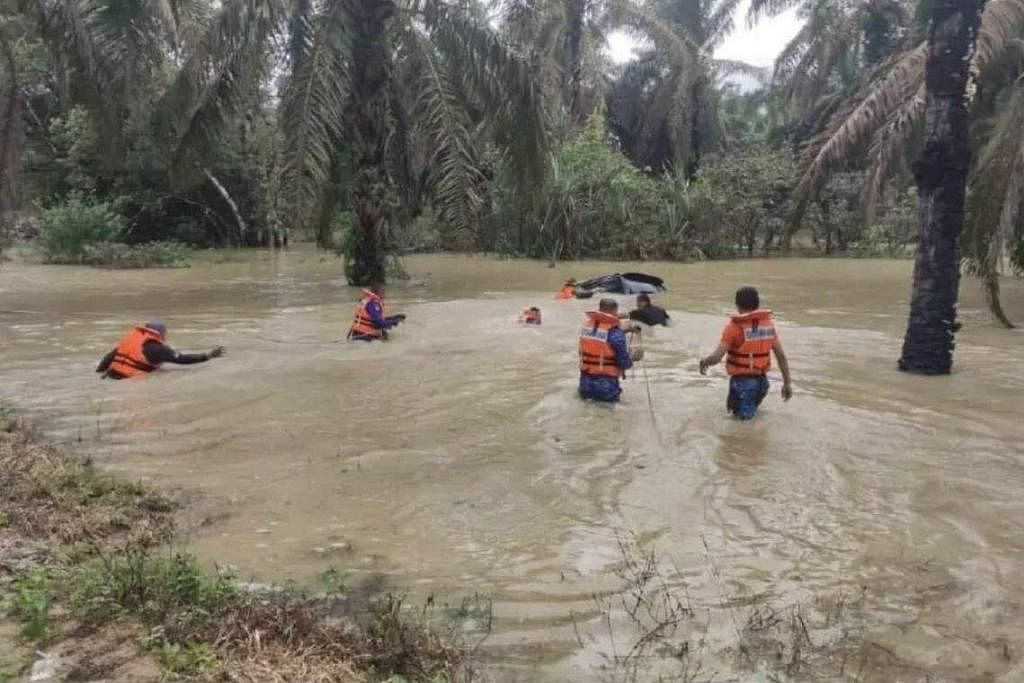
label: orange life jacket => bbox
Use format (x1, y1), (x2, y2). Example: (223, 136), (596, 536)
(578, 311), (622, 378)
(107, 326), (164, 378)
(726, 309), (776, 376)
(555, 284), (576, 300)
(349, 290), (386, 339)
(520, 308), (542, 325)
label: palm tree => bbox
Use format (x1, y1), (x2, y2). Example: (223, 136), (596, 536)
(607, 0), (767, 174)
(766, 0), (1024, 328)
(282, 0), (547, 283)
(898, 0), (984, 374)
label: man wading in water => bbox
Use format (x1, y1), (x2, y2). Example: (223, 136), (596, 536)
(348, 284), (406, 341)
(578, 298), (644, 403)
(699, 286), (793, 419)
(96, 321), (226, 379)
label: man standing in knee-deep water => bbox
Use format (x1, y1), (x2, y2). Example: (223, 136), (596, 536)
(699, 286), (793, 420)
(578, 298), (643, 403)
(96, 321), (225, 379)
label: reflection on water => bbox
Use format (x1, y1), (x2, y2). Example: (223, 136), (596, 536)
(2, 249), (1023, 681)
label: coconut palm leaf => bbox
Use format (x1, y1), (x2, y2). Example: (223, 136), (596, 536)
(862, 81), (924, 210)
(161, 0), (286, 187)
(714, 58), (770, 84)
(790, 43), (927, 222)
(416, 0), (548, 197)
(964, 76), (1024, 327)
(279, 0), (350, 233)
(397, 24), (485, 240)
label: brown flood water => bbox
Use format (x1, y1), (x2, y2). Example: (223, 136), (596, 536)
(2, 249), (1023, 681)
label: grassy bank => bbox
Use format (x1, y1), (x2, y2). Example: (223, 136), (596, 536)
(0, 412), (472, 682)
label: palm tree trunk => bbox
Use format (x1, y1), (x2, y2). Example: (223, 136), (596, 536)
(343, 0), (395, 285)
(565, 0), (586, 123)
(1, 35), (24, 220)
(899, 0), (985, 375)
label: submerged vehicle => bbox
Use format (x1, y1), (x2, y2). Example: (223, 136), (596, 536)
(575, 272), (666, 297)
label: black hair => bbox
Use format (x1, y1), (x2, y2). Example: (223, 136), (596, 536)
(636, 294), (651, 305)
(599, 298), (618, 313)
(735, 286), (760, 312)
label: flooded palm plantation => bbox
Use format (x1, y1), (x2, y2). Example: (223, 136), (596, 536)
(2, 250), (1022, 681)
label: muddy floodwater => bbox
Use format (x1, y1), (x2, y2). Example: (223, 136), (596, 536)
(2, 250), (1023, 681)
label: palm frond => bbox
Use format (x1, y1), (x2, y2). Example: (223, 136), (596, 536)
(863, 82), (925, 210)
(152, 0), (180, 48)
(416, 0), (549, 195)
(161, 0), (286, 186)
(790, 43), (927, 224)
(606, 0), (702, 66)
(714, 59), (770, 85)
(279, 1), (350, 233)
(34, 0), (119, 142)
(747, 0), (801, 24)
(704, 0), (744, 49)
(398, 25), (485, 240)
(975, 0), (1024, 70)
(964, 76), (1024, 327)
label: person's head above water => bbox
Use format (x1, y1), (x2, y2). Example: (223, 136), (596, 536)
(734, 286), (760, 312)
(565, 277), (577, 285)
(599, 298), (618, 314)
(145, 320), (167, 340)
(370, 282), (386, 297)
(636, 293), (651, 309)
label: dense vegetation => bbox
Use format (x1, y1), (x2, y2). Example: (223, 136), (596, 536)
(0, 0), (1020, 328)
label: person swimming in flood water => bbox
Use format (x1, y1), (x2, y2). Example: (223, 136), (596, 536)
(96, 321), (225, 379)
(555, 278), (577, 300)
(348, 284), (406, 341)
(519, 307), (542, 325)
(699, 286), (792, 420)
(578, 299), (644, 403)
(626, 293), (670, 327)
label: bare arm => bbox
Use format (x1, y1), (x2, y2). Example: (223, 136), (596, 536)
(699, 342), (730, 374)
(96, 349), (116, 373)
(773, 339), (793, 400)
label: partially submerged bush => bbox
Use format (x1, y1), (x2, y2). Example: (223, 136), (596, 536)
(35, 192), (123, 263)
(81, 241), (189, 268)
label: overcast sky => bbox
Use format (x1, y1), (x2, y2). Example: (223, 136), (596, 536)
(607, 2), (804, 68)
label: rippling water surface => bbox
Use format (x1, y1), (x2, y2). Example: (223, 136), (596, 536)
(2, 250), (1022, 681)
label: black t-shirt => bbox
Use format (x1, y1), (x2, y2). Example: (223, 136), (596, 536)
(629, 306), (670, 327)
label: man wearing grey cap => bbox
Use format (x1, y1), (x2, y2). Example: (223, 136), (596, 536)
(96, 320), (225, 380)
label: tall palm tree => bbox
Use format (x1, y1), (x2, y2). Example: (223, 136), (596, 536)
(282, 0), (546, 283)
(767, 0), (1024, 327)
(898, 0), (984, 374)
(607, 0), (767, 174)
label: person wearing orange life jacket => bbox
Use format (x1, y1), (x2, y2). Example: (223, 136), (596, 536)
(519, 307), (542, 325)
(699, 286), (792, 420)
(348, 284), (405, 341)
(555, 278), (578, 300)
(96, 321), (225, 380)
(578, 299), (643, 402)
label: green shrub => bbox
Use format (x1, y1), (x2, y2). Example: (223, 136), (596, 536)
(155, 641), (219, 678)
(12, 568), (53, 640)
(36, 192), (123, 263)
(81, 241), (189, 268)
(71, 550), (237, 626)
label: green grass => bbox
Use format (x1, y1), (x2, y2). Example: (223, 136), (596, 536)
(70, 551), (237, 626)
(155, 641), (219, 678)
(12, 569), (53, 641)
